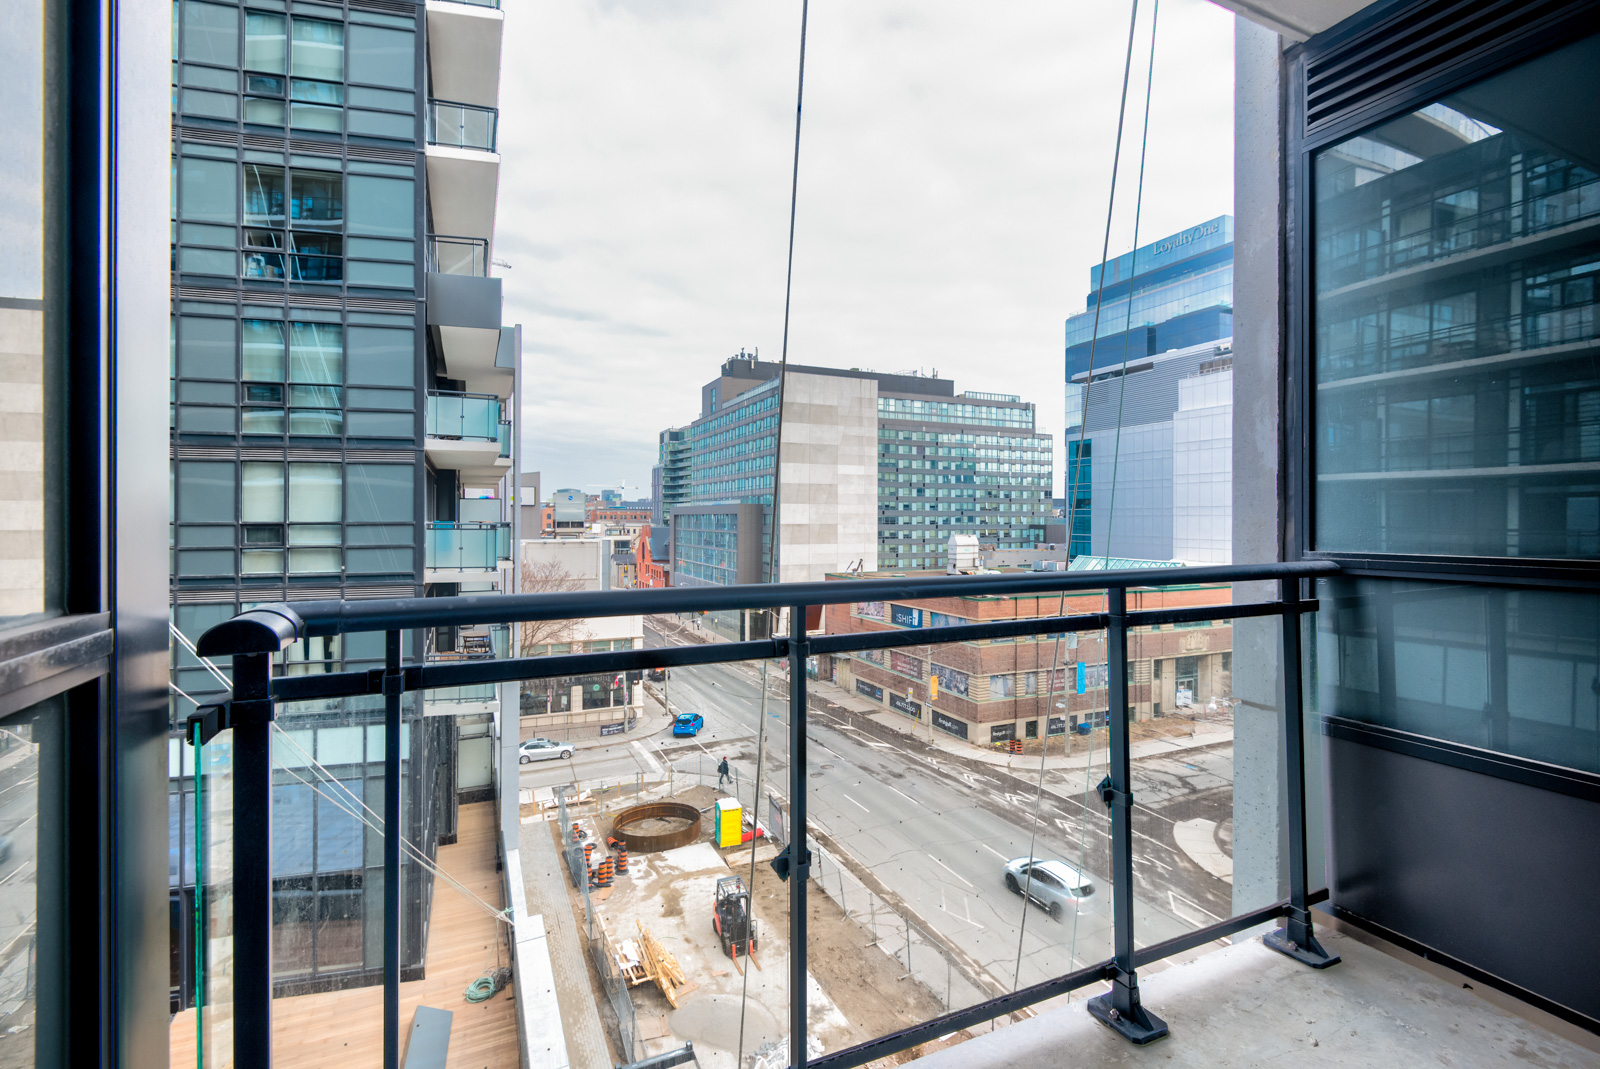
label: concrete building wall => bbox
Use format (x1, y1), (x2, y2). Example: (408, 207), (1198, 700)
(520, 537), (608, 591)
(776, 373), (878, 583)
(1173, 368), (1234, 564)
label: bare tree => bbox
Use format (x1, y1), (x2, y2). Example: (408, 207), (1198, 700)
(519, 558), (590, 655)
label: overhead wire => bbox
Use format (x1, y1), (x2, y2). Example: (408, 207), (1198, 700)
(741, 3), (810, 1066)
(1010, 0), (1158, 995)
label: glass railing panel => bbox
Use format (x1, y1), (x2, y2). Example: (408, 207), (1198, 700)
(427, 101), (498, 152)
(425, 235), (488, 276)
(1125, 582), (1286, 951)
(498, 420), (511, 458)
(806, 607), (1114, 1061)
(517, 609), (791, 1066)
(425, 392), (501, 441)
(424, 522), (510, 571)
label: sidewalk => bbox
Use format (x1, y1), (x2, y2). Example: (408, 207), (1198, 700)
(813, 677), (1234, 774)
(525, 690), (673, 752)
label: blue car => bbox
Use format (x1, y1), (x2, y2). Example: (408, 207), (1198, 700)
(672, 712), (704, 737)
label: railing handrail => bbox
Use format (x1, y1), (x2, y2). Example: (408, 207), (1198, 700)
(199, 560), (1338, 648)
(426, 388), (502, 402)
(427, 97), (499, 116)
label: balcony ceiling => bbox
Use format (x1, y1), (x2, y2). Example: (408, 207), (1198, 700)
(426, 1), (503, 109)
(424, 438), (511, 483)
(435, 323), (510, 395)
(426, 148), (500, 244)
(1207, 0), (1377, 40)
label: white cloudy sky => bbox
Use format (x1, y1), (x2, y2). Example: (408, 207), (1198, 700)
(495, 0), (1236, 499)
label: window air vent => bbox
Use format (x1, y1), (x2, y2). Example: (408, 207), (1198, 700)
(180, 128), (242, 148)
(174, 589), (246, 604)
(345, 296), (419, 313)
(343, 450), (421, 461)
(285, 449), (344, 462)
(348, 0), (416, 16)
(347, 144), (417, 165)
(175, 287), (237, 303)
(285, 293), (343, 309)
(1304, 0), (1592, 136)
(332, 585), (419, 599)
(240, 133), (288, 151)
(239, 448), (289, 460)
(172, 446), (237, 460)
(288, 138), (342, 160)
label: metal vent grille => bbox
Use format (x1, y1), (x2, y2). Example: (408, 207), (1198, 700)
(1304, 0), (1592, 135)
(174, 589), (244, 604)
(285, 292), (343, 309)
(331, 585), (420, 599)
(240, 133), (286, 151)
(349, 0), (417, 15)
(347, 144), (417, 164)
(346, 296), (418, 313)
(172, 446), (237, 460)
(178, 127), (241, 148)
(343, 449), (420, 461)
(288, 138), (342, 159)
(175, 287), (237, 303)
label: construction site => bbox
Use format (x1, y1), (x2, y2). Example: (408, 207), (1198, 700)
(521, 777), (963, 1069)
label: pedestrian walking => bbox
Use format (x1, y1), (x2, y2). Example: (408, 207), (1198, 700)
(717, 757), (731, 790)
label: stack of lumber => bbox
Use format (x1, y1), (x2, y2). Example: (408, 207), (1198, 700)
(635, 920), (697, 1007)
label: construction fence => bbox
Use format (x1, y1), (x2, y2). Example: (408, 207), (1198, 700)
(556, 786), (641, 1064)
(808, 843), (989, 1014)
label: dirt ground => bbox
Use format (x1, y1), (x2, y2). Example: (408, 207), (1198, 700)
(560, 786), (955, 1068)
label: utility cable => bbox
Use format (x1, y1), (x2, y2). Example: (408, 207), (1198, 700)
(1010, 0), (1151, 994)
(741, 4), (809, 1068)
(270, 726), (513, 928)
(1099, 0), (1160, 569)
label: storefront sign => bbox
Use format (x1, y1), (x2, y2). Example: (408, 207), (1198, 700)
(855, 679), (884, 702)
(889, 693), (921, 718)
(932, 711), (968, 739)
(891, 605), (922, 628)
(990, 723), (1015, 743)
(1047, 716), (1067, 736)
(600, 722), (625, 737)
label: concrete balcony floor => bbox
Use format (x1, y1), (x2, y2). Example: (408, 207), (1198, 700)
(909, 926), (1598, 1069)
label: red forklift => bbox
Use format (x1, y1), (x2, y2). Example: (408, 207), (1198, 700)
(712, 876), (757, 961)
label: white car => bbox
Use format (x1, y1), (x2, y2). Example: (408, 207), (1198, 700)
(519, 737), (575, 764)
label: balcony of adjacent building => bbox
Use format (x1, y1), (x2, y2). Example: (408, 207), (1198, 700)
(425, 100), (500, 245)
(424, 388), (511, 484)
(424, 235), (510, 395)
(425, 0), (503, 132)
(423, 518), (511, 584)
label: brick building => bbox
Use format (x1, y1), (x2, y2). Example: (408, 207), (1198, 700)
(820, 571), (1234, 745)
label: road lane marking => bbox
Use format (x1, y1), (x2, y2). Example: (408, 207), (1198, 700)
(931, 856), (974, 887)
(938, 899), (986, 931)
(843, 794), (870, 813)
(629, 741), (663, 779)
(977, 842), (1008, 861)
(884, 784), (915, 804)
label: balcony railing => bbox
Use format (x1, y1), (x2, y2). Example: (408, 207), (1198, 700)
(424, 520), (510, 571)
(425, 390), (503, 442)
(191, 559), (1341, 1069)
(426, 99), (498, 152)
(434, 0), (500, 7)
(455, 496), (504, 524)
(425, 234), (490, 276)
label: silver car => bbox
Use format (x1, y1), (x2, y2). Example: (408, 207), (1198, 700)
(1002, 857), (1094, 919)
(519, 737), (575, 763)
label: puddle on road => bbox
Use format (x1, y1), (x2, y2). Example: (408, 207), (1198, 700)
(671, 994), (783, 1052)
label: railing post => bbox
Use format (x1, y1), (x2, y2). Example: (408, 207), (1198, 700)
(384, 629), (404, 1069)
(788, 603), (811, 1069)
(232, 651), (275, 1069)
(1264, 578), (1340, 968)
(1088, 586), (1168, 1044)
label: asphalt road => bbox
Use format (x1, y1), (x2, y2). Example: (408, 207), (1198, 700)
(529, 621), (1242, 999)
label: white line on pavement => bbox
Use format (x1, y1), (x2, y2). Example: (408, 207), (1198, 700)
(884, 784), (915, 805)
(978, 842), (1008, 861)
(630, 741), (663, 779)
(931, 856), (974, 887)
(843, 794), (870, 813)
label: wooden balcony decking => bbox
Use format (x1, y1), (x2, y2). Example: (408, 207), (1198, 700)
(171, 801), (519, 1069)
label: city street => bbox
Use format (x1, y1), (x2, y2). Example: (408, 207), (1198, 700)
(524, 622), (1243, 1000)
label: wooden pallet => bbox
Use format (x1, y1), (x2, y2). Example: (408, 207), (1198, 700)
(636, 920), (697, 1008)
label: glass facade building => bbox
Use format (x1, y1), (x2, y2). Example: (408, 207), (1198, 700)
(167, 0), (515, 1003)
(669, 360), (1054, 579)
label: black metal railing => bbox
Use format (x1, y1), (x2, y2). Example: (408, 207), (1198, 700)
(192, 559), (1341, 1069)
